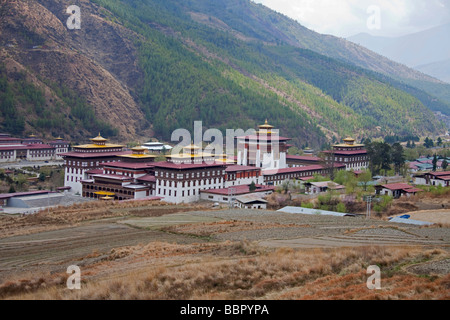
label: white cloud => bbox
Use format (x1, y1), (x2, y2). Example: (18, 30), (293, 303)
(252, 0), (450, 37)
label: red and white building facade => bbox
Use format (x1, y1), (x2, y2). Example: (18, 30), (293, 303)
(323, 137), (369, 171)
(236, 120), (291, 170)
(62, 124), (349, 204)
(61, 134), (130, 194)
(0, 134), (64, 163)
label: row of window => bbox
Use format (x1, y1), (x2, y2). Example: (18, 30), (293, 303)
(157, 178), (223, 188)
(155, 170), (225, 179)
(158, 184), (221, 198)
(75, 148), (121, 153)
(325, 156), (367, 162)
(265, 170), (321, 181)
(335, 147), (363, 151)
(83, 184), (141, 195)
(67, 160), (108, 167)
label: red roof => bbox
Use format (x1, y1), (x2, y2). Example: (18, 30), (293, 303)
(0, 137), (22, 142)
(0, 145), (28, 151)
(85, 169), (104, 175)
(93, 174), (134, 181)
(263, 163), (344, 176)
(380, 183), (415, 191)
(236, 135), (292, 141)
(200, 184), (274, 196)
(286, 155), (322, 162)
(323, 150), (367, 155)
(136, 174), (156, 182)
(0, 144), (55, 151)
(60, 151), (131, 158)
(25, 144), (54, 150)
(430, 171), (450, 177)
(225, 165), (260, 172)
(153, 161), (226, 170)
(103, 161), (155, 170)
(403, 187), (423, 193)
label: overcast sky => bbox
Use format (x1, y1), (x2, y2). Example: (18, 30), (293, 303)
(251, 0), (450, 38)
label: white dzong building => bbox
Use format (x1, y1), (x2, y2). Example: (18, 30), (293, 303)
(236, 120), (291, 170)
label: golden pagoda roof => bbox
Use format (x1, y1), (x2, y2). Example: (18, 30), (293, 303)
(131, 146), (147, 152)
(100, 196), (115, 201)
(258, 119), (274, 129)
(120, 154), (156, 159)
(95, 191), (115, 196)
(75, 133), (124, 149)
(90, 133), (108, 143)
(183, 143), (201, 150)
(334, 137), (364, 148)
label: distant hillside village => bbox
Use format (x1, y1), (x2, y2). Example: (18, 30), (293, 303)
(0, 122), (449, 212)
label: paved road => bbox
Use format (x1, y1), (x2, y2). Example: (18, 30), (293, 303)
(0, 160), (64, 170)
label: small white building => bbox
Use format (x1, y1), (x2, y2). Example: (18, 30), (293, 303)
(200, 184), (274, 205)
(235, 194), (268, 209)
(304, 181), (345, 194)
(0, 147), (17, 163)
(141, 141), (173, 154)
(413, 171), (450, 187)
(375, 183), (423, 198)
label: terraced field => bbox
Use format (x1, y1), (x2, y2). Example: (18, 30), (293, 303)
(0, 206), (449, 300)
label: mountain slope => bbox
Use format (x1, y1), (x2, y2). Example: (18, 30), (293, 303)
(0, 0), (148, 142)
(183, 0), (450, 111)
(0, 0), (446, 147)
(348, 24), (450, 85)
(348, 24), (450, 69)
(415, 59), (450, 84)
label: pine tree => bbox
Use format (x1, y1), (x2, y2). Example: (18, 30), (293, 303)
(432, 154), (438, 172)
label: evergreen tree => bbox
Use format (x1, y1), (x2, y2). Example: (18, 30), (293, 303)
(432, 154), (438, 172)
(391, 143), (405, 175)
(442, 159), (448, 170)
(424, 137), (434, 148)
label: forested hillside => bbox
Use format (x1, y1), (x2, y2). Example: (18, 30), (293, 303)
(0, 0), (447, 147)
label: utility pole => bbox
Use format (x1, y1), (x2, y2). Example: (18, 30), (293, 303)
(366, 195), (372, 220)
(228, 187), (236, 209)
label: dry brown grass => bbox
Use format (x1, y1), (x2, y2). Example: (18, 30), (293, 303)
(5, 243), (448, 300)
(162, 220), (307, 237)
(0, 200), (212, 238)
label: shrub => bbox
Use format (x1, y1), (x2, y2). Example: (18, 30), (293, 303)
(336, 202), (346, 213)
